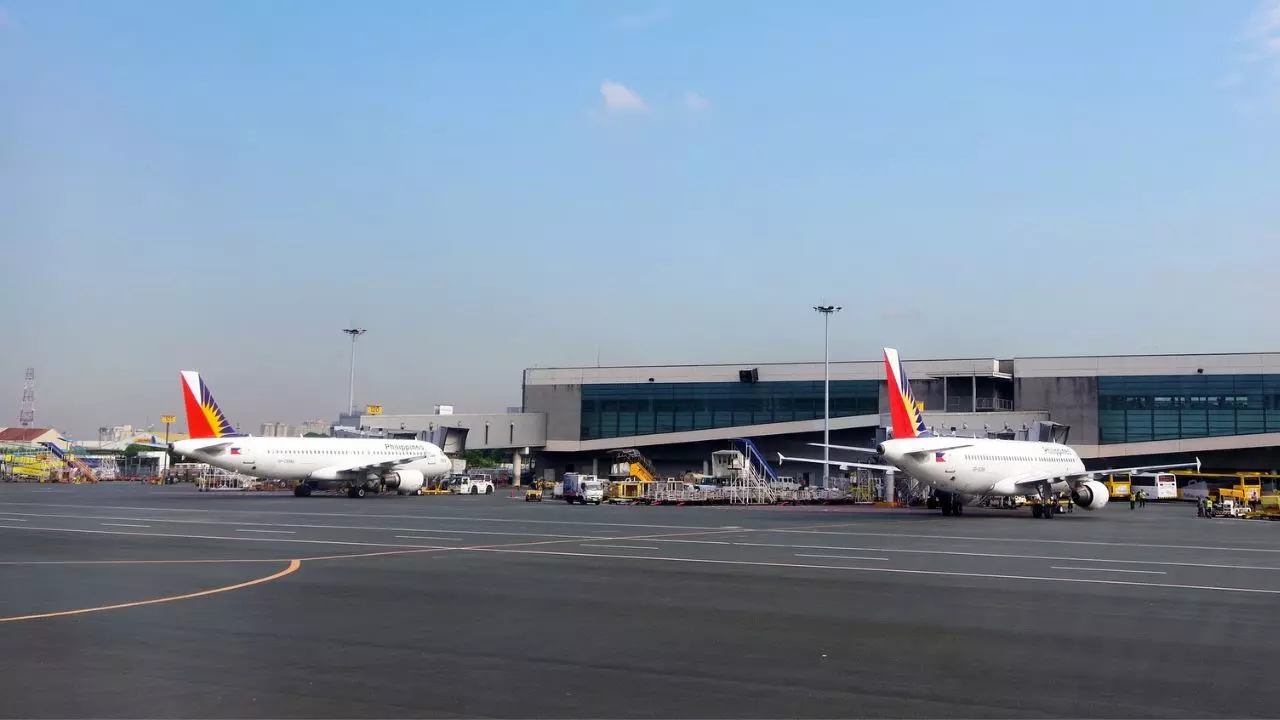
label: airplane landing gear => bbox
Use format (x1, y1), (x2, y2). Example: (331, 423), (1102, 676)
(347, 486), (367, 499)
(1031, 481), (1056, 519)
(937, 491), (964, 516)
(293, 483), (313, 497)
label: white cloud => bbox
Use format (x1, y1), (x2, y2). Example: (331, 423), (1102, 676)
(1255, 0), (1280, 46)
(1243, 0), (1280, 73)
(684, 91), (711, 112)
(600, 81), (647, 112)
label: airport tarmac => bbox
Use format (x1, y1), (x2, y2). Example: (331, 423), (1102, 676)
(1, 483), (1277, 718)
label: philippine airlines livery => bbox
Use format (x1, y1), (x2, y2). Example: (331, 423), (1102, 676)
(780, 348), (1199, 518)
(168, 371), (452, 498)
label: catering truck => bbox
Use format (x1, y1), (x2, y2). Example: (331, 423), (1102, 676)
(563, 473), (604, 505)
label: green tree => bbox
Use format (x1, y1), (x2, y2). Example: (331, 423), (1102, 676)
(463, 450), (504, 467)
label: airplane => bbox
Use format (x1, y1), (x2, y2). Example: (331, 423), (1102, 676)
(778, 348), (1199, 518)
(165, 371), (453, 498)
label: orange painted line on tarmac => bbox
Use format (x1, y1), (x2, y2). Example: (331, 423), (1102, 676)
(0, 559), (301, 623)
(0, 512), (866, 624)
(0, 558), (291, 566)
(296, 547), (453, 562)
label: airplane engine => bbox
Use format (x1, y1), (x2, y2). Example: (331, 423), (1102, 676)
(384, 469), (425, 494)
(1071, 479), (1109, 511)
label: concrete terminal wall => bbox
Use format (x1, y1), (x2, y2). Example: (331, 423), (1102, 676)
(357, 413), (547, 451)
(521, 382), (581, 442)
(1014, 377), (1099, 444)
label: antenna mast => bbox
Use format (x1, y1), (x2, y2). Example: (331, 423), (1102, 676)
(18, 367), (34, 428)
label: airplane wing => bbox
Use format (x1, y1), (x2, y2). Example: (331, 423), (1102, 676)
(1009, 457), (1201, 488)
(807, 443), (879, 454)
(1081, 458), (1201, 477)
(176, 441), (234, 456)
(316, 453), (434, 476)
(1009, 471), (1071, 488)
(777, 453), (898, 472)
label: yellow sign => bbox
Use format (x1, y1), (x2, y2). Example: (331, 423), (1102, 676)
(366, 405), (383, 415)
(160, 415), (176, 424)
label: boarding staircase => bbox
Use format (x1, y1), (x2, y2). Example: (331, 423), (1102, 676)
(609, 448), (660, 483)
(718, 439), (778, 504)
(41, 442), (99, 483)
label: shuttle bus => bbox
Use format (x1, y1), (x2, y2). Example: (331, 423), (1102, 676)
(1129, 472), (1178, 500)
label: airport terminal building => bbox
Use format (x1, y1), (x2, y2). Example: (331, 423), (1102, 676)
(354, 351), (1280, 483)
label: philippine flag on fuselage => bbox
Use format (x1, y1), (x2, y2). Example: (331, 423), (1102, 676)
(934, 452), (946, 463)
(230, 447), (242, 455)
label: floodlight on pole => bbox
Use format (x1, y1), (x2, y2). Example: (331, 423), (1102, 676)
(813, 305), (842, 488)
(342, 327), (367, 415)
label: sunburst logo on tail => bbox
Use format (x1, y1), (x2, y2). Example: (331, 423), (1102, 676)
(883, 348), (930, 439)
(181, 371), (241, 439)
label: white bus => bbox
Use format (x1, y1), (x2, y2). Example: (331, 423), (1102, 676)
(1129, 472), (1178, 500)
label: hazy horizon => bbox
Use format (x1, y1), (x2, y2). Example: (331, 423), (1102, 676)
(4, 0), (1279, 440)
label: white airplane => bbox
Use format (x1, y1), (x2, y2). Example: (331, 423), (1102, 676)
(779, 348), (1199, 518)
(166, 371), (452, 498)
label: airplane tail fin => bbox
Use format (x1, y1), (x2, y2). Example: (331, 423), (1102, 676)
(181, 370), (243, 439)
(883, 348), (931, 439)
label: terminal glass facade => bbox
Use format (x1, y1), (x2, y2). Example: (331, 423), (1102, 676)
(1097, 374), (1280, 444)
(581, 380), (880, 440)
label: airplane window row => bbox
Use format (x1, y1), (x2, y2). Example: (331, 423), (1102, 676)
(264, 450), (412, 455)
(964, 454), (1073, 462)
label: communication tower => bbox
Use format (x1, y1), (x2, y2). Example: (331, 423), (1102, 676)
(18, 367), (35, 428)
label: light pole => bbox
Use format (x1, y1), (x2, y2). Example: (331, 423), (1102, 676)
(342, 327), (367, 416)
(813, 305), (841, 488)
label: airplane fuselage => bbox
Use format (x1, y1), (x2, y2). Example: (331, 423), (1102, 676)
(171, 437), (452, 485)
(879, 436), (1088, 497)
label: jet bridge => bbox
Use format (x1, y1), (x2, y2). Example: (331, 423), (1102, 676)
(343, 425), (471, 454)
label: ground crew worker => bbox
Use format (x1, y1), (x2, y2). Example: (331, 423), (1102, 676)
(1130, 491), (1136, 510)
(1139, 489), (1147, 508)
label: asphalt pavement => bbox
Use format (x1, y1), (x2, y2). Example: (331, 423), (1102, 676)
(1, 482), (1276, 718)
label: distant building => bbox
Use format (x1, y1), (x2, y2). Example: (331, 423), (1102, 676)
(297, 420), (331, 436)
(0, 427), (65, 449)
(107, 426), (136, 442)
(258, 422), (292, 437)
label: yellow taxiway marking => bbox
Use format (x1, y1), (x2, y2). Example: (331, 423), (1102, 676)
(0, 558), (292, 566)
(0, 559), (301, 623)
(0, 517), (857, 623)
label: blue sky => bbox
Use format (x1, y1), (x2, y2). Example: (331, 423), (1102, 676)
(2, 0), (1278, 439)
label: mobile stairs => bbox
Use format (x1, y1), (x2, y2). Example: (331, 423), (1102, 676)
(41, 442), (99, 483)
(713, 438), (779, 505)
